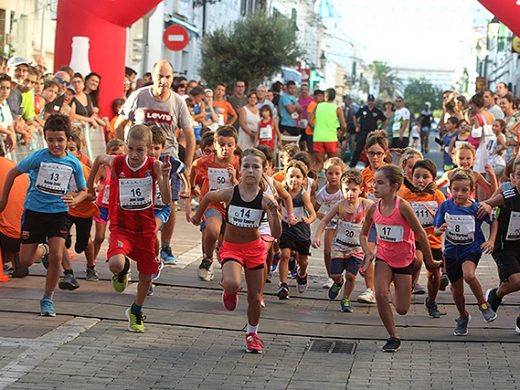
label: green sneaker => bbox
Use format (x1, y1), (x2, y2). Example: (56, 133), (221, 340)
(340, 297), (353, 313)
(112, 272), (128, 293)
(328, 281), (343, 300)
(125, 308), (145, 333)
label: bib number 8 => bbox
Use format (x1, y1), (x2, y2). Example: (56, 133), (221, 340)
(454, 224), (460, 233)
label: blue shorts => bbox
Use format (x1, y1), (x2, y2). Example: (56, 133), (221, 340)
(331, 256), (362, 276)
(93, 206), (109, 224)
(154, 205), (172, 226)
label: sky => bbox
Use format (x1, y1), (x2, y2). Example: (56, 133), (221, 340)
(326, 0), (492, 70)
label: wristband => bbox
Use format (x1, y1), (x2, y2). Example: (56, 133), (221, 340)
(288, 213), (296, 219)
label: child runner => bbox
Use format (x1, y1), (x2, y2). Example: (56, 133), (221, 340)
(360, 165), (441, 352)
(313, 169), (373, 312)
(272, 143), (300, 183)
(277, 160), (316, 299)
(442, 117), (459, 171)
(92, 139), (125, 267)
(87, 124), (172, 332)
(398, 148), (423, 189)
(447, 119), (470, 164)
(314, 157), (347, 288)
(433, 169), (497, 336)
(358, 130), (389, 304)
(190, 148), (281, 353)
(399, 159), (446, 317)
(255, 104), (282, 150)
(477, 157), (520, 334)
(488, 119), (507, 180)
(0, 114), (88, 316)
(189, 126), (240, 281)
(59, 134), (99, 290)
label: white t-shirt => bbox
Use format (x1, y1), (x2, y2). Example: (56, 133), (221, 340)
(0, 100), (13, 128)
(392, 107), (411, 138)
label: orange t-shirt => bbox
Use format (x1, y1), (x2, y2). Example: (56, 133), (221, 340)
(305, 101), (317, 135)
(213, 100), (236, 125)
(0, 157), (29, 238)
(272, 170), (286, 183)
(193, 153), (240, 214)
(361, 166), (377, 202)
(397, 186), (445, 249)
(68, 163), (100, 219)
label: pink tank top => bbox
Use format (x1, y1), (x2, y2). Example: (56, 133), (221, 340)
(95, 164), (111, 208)
(372, 197), (415, 268)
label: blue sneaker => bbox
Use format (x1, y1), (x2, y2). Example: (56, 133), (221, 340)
(340, 297), (353, 313)
(152, 260), (164, 281)
(147, 284), (154, 296)
(160, 246), (178, 265)
(288, 266), (299, 279)
(40, 298), (56, 317)
(271, 252), (281, 273)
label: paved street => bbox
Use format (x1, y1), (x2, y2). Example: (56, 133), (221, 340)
(1, 140), (520, 390)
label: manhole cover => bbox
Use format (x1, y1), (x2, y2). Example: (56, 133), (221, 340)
(307, 339), (357, 354)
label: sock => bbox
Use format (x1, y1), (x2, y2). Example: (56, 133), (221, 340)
(64, 269), (74, 276)
(131, 302), (142, 315)
(121, 257), (130, 275)
(161, 242), (170, 249)
(246, 323), (258, 334)
(43, 290), (53, 300)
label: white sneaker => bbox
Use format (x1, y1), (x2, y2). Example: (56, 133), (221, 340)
(198, 258), (214, 281)
(322, 278), (334, 289)
(357, 288), (376, 304)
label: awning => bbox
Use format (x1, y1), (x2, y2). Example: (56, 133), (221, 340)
(281, 66), (302, 84)
(165, 15), (200, 37)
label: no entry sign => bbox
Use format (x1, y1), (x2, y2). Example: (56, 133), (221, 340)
(163, 24), (190, 51)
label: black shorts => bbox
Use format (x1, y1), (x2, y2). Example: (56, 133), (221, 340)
(391, 137), (409, 149)
(415, 242), (443, 262)
(65, 215), (93, 254)
(492, 250), (520, 283)
(280, 125), (300, 137)
(445, 252), (481, 283)
(331, 256), (362, 276)
(20, 210), (68, 244)
(376, 257), (414, 275)
(0, 233), (20, 254)
(279, 233), (311, 256)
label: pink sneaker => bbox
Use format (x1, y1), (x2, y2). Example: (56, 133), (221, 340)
(222, 290), (238, 311)
(245, 332), (264, 354)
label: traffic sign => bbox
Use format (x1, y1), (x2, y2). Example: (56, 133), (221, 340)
(163, 24), (190, 51)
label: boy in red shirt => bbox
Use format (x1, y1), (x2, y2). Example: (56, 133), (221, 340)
(87, 124), (171, 332)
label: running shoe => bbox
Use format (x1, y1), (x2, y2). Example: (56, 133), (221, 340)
(125, 307), (145, 333)
(479, 303), (497, 323)
(152, 259), (164, 281)
(160, 246), (178, 265)
(85, 267), (99, 281)
(412, 283), (426, 295)
(382, 337), (400, 352)
(271, 252), (281, 273)
(439, 273), (449, 291)
(486, 288), (502, 313)
(40, 298), (56, 317)
(11, 266), (29, 278)
(516, 317), (520, 335)
(245, 333), (264, 354)
(328, 281), (343, 300)
(277, 283), (289, 300)
(266, 271), (272, 283)
(198, 258), (214, 281)
(340, 297), (353, 313)
(357, 288), (376, 304)
(112, 272), (129, 293)
(222, 290), (238, 311)
(58, 273), (80, 290)
(147, 284), (154, 296)
(454, 315), (470, 336)
(40, 243), (50, 270)
(296, 274), (308, 293)
(323, 278), (334, 289)
(425, 299), (441, 318)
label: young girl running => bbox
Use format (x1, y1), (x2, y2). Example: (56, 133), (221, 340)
(313, 169), (373, 312)
(433, 169), (497, 336)
(314, 157), (347, 287)
(447, 119), (469, 164)
(488, 119), (507, 180)
(255, 105), (282, 150)
(442, 117), (459, 171)
(277, 160), (316, 299)
(398, 148), (423, 188)
(190, 148), (281, 353)
(360, 165), (441, 352)
(358, 130), (389, 304)
(399, 159), (446, 317)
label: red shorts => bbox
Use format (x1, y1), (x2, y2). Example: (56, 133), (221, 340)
(313, 141), (337, 153)
(218, 238), (267, 269)
(107, 230), (158, 274)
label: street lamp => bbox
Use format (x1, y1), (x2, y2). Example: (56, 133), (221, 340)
(320, 51), (326, 69)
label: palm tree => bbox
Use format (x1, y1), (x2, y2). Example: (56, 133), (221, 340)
(369, 60), (401, 99)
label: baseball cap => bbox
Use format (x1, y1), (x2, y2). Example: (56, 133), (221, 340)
(7, 56), (29, 68)
(66, 84), (76, 94)
(367, 94), (375, 101)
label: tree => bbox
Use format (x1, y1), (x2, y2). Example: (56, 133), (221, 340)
(368, 60), (401, 100)
(200, 13), (304, 88)
(404, 78), (442, 113)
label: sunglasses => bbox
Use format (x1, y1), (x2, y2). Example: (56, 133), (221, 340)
(56, 77), (67, 84)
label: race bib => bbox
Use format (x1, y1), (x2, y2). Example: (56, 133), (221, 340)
(35, 162), (73, 195)
(410, 201), (438, 227)
(291, 112), (299, 120)
(376, 224), (404, 242)
(392, 121), (401, 131)
(334, 220), (361, 247)
(300, 119), (308, 128)
(455, 140), (468, 149)
(217, 113), (225, 126)
(155, 183), (165, 208)
(227, 205), (263, 228)
(119, 176), (153, 210)
(283, 205), (306, 221)
(259, 125), (272, 140)
(506, 211), (520, 240)
(101, 185), (110, 205)
(445, 213), (474, 244)
(208, 168), (231, 191)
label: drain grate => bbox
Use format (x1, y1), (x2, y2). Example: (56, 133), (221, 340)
(307, 339), (357, 354)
